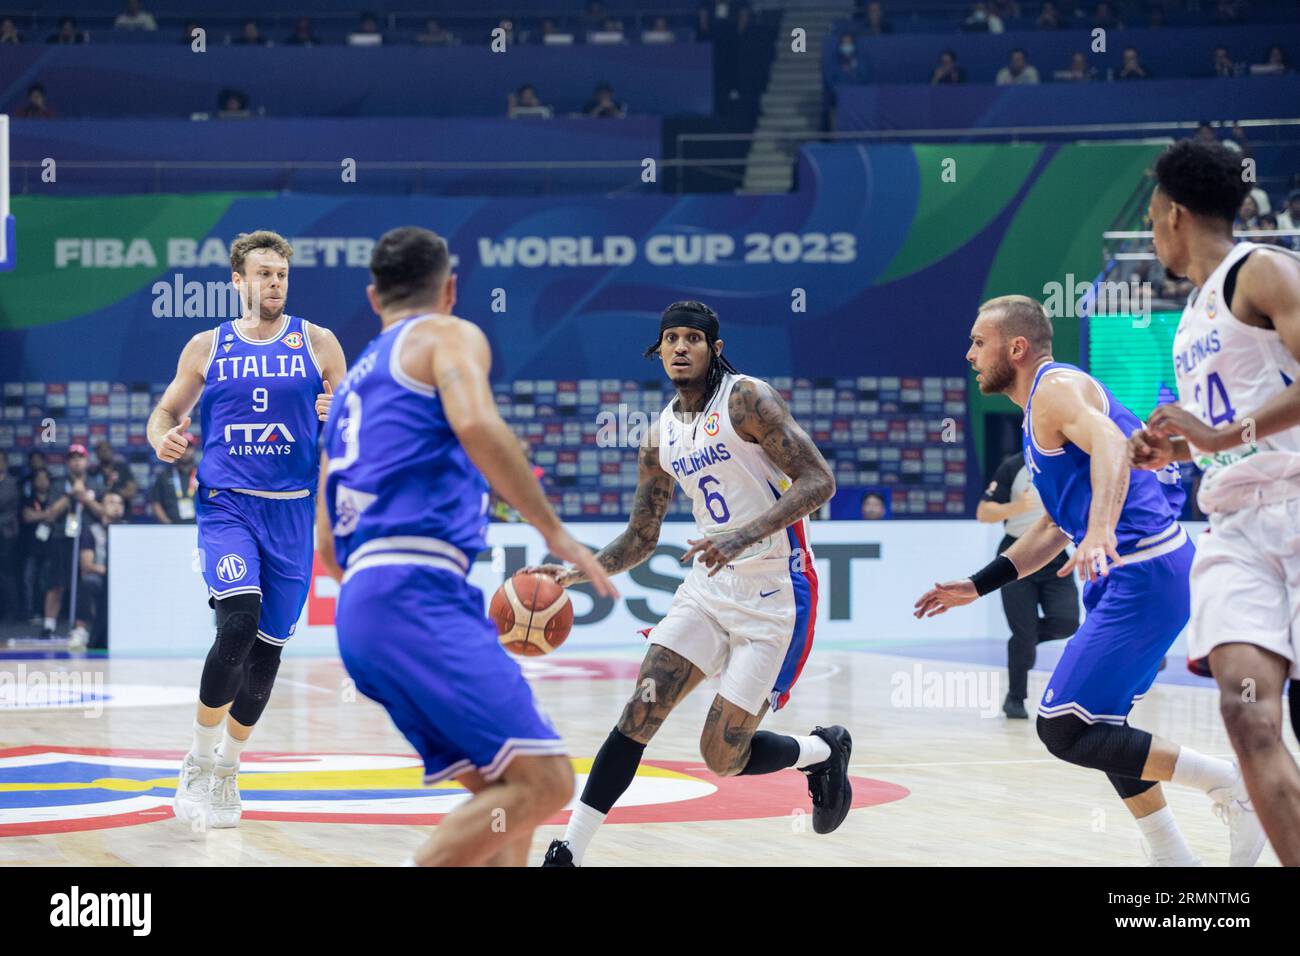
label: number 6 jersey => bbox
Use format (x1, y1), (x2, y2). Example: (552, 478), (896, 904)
(657, 373), (812, 572)
(1172, 241), (1300, 513)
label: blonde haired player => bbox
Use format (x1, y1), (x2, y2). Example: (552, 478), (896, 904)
(1131, 138), (1300, 864)
(530, 300), (851, 867)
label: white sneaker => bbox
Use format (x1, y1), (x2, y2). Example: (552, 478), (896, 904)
(1139, 839), (1203, 867)
(1210, 761), (1266, 867)
(174, 753), (214, 825)
(209, 764), (242, 829)
(67, 626), (89, 650)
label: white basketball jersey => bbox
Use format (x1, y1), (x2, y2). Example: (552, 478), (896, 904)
(657, 373), (810, 569)
(1173, 241), (1300, 512)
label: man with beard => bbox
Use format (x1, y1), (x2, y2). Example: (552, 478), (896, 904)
(534, 300), (852, 867)
(914, 295), (1263, 866)
(147, 230), (346, 829)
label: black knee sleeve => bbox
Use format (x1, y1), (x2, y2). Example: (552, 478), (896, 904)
(1290, 681), (1300, 744)
(229, 638), (283, 726)
(198, 593), (261, 708)
(1107, 772), (1158, 799)
(1036, 713), (1153, 778)
(579, 729), (646, 814)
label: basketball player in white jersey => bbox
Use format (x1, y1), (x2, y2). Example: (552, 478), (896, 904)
(529, 301), (851, 866)
(1130, 139), (1300, 864)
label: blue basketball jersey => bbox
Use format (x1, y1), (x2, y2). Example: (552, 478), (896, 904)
(323, 315), (489, 570)
(197, 315), (324, 492)
(1023, 361), (1184, 554)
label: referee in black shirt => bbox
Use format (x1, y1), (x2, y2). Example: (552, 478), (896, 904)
(977, 452), (1079, 719)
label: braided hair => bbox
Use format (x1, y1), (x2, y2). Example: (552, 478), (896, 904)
(643, 300), (739, 410)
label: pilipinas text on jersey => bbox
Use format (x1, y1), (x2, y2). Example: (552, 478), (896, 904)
(197, 315), (324, 493)
(1022, 361), (1183, 552)
(323, 315), (490, 569)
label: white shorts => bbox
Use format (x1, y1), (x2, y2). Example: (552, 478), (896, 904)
(1187, 496), (1300, 679)
(648, 561), (817, 716)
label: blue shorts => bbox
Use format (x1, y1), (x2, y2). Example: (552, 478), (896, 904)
(1039, 537), (1194, 725)
(335, 563), (567, 784)
(196, 487), (315, 645)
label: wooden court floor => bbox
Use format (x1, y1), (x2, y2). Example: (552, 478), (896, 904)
(0, 645), (1283, 866)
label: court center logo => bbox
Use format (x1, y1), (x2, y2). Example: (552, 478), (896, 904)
(215, 553), (248, 584)
(0, 747), (907, 836)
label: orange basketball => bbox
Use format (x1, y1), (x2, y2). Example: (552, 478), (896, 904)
(489, 571), (573, 656)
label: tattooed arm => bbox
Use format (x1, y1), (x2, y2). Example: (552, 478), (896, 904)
(1030, 370), (1127, 583)
(681, 378), (835, 574)
(542, 419), (675, 587)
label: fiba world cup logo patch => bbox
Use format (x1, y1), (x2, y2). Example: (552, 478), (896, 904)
(283, 332), (305, 349)
(1206, 290), (1217, 319)
(703, 412), (721, 437)
(215, 553), (248, 584)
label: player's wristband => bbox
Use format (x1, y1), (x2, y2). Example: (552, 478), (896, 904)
(969, 555), (1019, 596)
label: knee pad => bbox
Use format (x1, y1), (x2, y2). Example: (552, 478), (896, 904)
(1107, 772), (1157, 800)
(229, 639), (283, 726)
(212, 593), (261, 666)
(1036, 713), (1152, 778)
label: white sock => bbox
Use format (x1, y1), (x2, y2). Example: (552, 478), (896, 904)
(43, 617), (56, 631)
(1135, 806), (1198, 865)
(561, 802), (607, 866)
(401, 857), (418, 867)
(1170, 746), (1236, 794)
(217, 730), (249, 770)
(190, 720), (222, 764)
(793, 735), (832, 769)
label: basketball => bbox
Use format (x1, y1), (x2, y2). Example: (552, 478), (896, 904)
(489, 571), (573, 657)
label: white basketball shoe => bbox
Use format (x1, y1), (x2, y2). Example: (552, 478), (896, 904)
(209, 763), (242, 829)
(1209, 761), (1267, 867)
(174, 753), (215, 825)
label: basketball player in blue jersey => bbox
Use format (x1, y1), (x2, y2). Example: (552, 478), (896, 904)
(914, 295), (1264, 866)
(148, 230), (346, 829)
(1129, 139), (1300, 865)
(316, 227), (616, 867)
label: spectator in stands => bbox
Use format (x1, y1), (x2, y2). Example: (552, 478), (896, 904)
(0, 451), (19, 624)
(47, 16), (85, 44)
(113, 0), (156, 32)
(1061, 51), (1096, 81)
(508, 84), (552, 118)
(234, 20), (268, 46)
(1091, 2), (1122, 30)
(17, 83), (55, 120)
(21, 451), (47, 498)
(861, 493), (887, 520)
(1, 17), (22, 43)
(112, 471), (140, 518)
(90, 441), (125, 485)
(1255, 213), (1285, 246)
(1118, 47), (1151, 79)
(583, 82), (626, 118)
(996, 48), (1040, 85)
(1236, 193), (1261, 230)
(1261, 45), (1289, 72)
(1036, 1), (1064, 29)
(1276, 189), (1300, 232)
(415, 18), (453, 46)
(217, 88), (251, 116)
(150, 433), (198, 524)
(836, 32), (860, 82)
(863, 2), (893, 35)
(931, 49), (967, 85)
(1213, 0), (1243, 26)
(961, 2), (1005, 33)
(73, 489), (124, 650)
(647, 16), (675, 41)
(67, 444), (105, 522)
(22, 468), (70, 639)
(284, 17), (319, 47)
(1213, 45), (1237, 77)
(348, 11), (383, 46)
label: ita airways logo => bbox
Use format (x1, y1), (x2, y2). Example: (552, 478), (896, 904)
(283, 332), (304, 349)
(702, 411), (721, 437)
(215, 553), (248, 584)
(0, 747), (908, 836)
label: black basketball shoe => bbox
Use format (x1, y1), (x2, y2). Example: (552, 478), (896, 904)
(804, 725), (853, 834)
(541, 839), (575, 867)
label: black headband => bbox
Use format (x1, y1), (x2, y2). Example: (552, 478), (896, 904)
(660, 309), (719, 339)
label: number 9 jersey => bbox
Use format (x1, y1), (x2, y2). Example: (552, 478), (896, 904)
(1173, 241), (1300, 513)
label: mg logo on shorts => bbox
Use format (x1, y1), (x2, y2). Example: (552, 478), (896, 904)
(215, 554), (248, 584)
